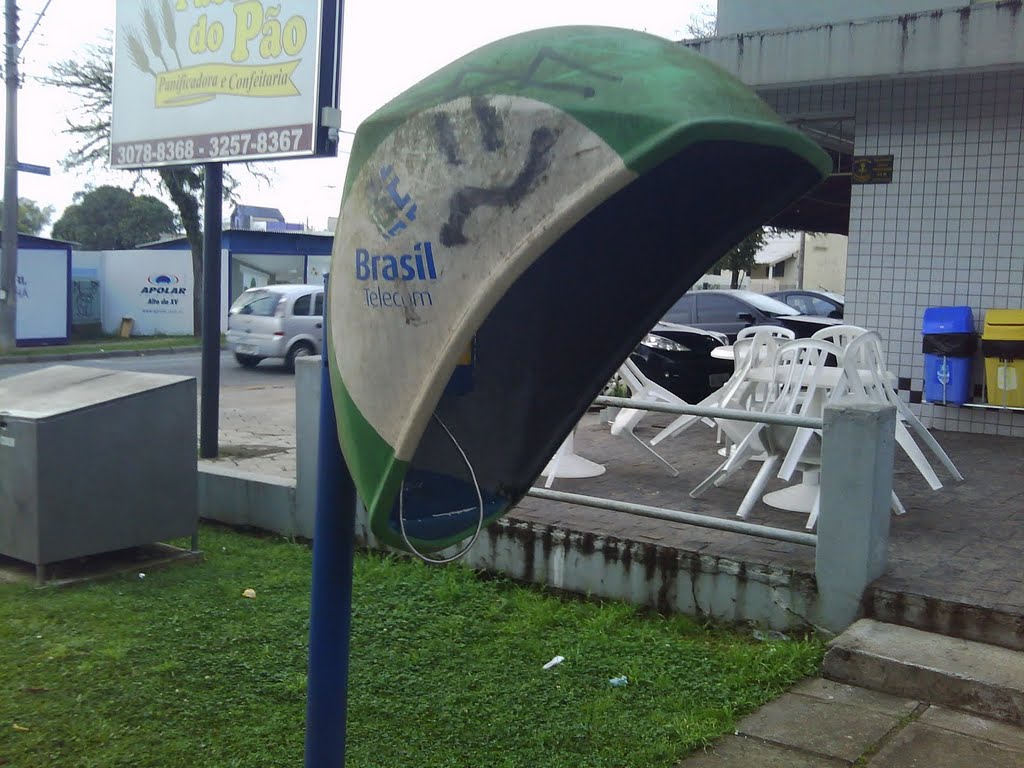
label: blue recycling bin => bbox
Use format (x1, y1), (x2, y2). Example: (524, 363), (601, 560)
(922, 306), (976, 405)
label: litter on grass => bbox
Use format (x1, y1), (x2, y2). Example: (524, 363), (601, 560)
(752, 629), (790, 642)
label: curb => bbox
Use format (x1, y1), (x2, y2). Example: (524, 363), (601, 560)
(0, 346), (205, 365)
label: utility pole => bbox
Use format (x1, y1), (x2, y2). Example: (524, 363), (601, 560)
(796, 230), (806, 290)
(1, 0), (18, 353)
(199, 163), (222, 459)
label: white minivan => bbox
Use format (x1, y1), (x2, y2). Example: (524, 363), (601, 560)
(226, 284), (324, 370)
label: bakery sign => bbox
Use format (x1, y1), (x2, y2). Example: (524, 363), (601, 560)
(111, 0), (341, 168)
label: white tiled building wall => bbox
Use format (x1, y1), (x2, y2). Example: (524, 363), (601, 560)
(763, 71), (1024, 436)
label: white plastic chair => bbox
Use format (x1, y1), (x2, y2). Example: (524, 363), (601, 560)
(776, 325), (868, 482)
(651, 329), (782, 446)
(838, 331), (963, 486)
(811, 324), (869, 347)
(699, 339), (842, 523)
(694, 337), (906, 530)
(608, 358), (682, 475)
(769, 333), (942, 528)
(737, 325), (796, 341)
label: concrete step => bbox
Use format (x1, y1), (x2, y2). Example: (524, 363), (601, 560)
(823, 619), (1024, 725)
(867, 585), (1024, 652)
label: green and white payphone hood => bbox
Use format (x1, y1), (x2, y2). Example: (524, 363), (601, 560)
(328, 26), (831, 553)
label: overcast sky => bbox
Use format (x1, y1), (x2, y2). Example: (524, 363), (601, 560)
(3, 0), (709, 235)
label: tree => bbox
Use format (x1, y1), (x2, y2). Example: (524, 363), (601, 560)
(684, 3), (717, 38)
(46, 42), (220, 335)
(0, 197), (54, 236)
(52, 185), (175, 249)
(714, 228), (768, 289)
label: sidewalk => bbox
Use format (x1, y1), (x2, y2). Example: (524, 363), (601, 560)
(0, 344), (201, 365)
(679, 678), (1024, 767)
(200, 384), (296, 479)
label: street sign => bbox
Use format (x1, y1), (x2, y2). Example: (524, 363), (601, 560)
(110, 0), (342, 168)
(327, 26), (831, 554)
(16, 163), (50, 176)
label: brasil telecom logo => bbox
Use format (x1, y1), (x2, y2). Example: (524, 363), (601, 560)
(355, 243), (436, 310)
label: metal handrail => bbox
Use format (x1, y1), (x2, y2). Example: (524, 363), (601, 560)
(526, 488), (818, 546)
(524, 393), (826, 546)
(594, 395), (822, 429)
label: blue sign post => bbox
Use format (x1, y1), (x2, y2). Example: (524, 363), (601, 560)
(305, 280), (358, 768)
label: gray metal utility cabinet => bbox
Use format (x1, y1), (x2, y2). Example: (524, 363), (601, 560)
(0, 365), (197, 580)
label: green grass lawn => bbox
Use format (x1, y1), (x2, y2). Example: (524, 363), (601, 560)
(9, 335), (200, 357)
(0, 526), (824, 768)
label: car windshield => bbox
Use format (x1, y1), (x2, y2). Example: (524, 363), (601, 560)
(740, 293), (801, 316)
(230, 290), (279, 316)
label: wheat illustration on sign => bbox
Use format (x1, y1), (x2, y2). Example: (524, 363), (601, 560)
(123, 0), (307, 108)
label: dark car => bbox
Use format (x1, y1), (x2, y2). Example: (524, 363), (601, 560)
(768, 289), (845, 319)
(629, 322), (734, 403)
(660, 289), (841, 342)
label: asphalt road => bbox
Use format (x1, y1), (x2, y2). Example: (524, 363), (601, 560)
(0, 351), (297, 388)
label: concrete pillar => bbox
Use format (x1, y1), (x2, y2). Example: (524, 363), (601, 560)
(295, 355), (322, 538)
(815, 402), (896, 633)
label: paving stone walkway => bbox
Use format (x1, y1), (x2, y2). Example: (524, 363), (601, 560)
(678, 678), (1024, 767)
(199, 384), (297, 479)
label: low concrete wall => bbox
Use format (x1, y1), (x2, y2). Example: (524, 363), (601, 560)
(295, 356), (320, 535)
(198, 464), (305, 538)
(403, 520), (817, 631)
(198, 453), (819, 630)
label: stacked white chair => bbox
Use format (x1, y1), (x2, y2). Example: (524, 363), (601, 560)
(737, 325), (796, 342)
(837, 331), (963, 486)
(608, 358), (683, 475)
(692, 339), (842, 525)
(651, 329), (783, 447)
(810, 324), (869, 347)
(719, 331), (961, 530)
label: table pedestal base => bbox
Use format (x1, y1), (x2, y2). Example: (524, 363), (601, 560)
(542, 431), (606, 483)
(762, 470), (819, 514)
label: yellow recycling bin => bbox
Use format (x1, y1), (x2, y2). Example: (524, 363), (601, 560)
(982, 309), (1024, 407)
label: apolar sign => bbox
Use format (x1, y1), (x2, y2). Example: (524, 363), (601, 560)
(111, 0), (341, 168)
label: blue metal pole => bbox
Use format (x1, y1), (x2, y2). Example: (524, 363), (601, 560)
(305, 2), (351, 756)
(305, 273), (356, 767)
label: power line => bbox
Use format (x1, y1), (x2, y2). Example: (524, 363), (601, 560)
(18, 0), (54, 59)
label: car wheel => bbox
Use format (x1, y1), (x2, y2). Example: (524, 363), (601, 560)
(235, 353), (262, 369)
(285, 342), (314, 372)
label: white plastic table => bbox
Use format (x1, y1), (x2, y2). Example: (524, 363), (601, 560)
(745, 365), (897, 514)
(541, 430), (605, 487)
